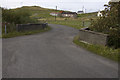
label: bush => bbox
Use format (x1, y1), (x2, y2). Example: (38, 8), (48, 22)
(2, 8), (37, 24)
(2, 8), (38, 33)
(89, 1), (120, 48)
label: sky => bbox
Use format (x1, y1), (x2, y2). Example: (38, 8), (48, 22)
(0, 0), (111, 13)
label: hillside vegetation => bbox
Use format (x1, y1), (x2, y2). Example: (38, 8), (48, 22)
(12, 6), (97, 29)
(14, 6), (61, 21)
(2, 6), (55, 37)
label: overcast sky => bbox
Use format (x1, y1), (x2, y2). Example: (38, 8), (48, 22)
(0, 0), (110, 13)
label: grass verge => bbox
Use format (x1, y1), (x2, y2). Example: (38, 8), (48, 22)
(2, 26), (51, 38)
(47, 12), (97, 29)
(48, 20), (91, 29)
(73, 35), (120, 62)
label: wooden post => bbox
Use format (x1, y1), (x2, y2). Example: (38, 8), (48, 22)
(83, 21), (85, 27)
(55, 6), (57, 21)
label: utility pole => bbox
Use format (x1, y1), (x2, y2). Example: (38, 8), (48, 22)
(82, 6), (84, 12)
(55, 6), (57, 21)
(85, 9), (86, 13)
(82, 6), (85, 27)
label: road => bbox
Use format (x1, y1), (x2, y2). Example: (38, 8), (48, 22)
(3, 24), (118, 78)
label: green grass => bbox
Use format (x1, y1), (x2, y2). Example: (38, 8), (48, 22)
(15, 6), (97, 29)
(11, 6), (98, 29)
(2, 26), (51, 38)
(47, 13), (97, 29)
(48, 20), (91, 29)
(73, 35), (120, 62)
(13, 6), (61, 20)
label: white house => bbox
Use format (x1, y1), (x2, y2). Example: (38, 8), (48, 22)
(50, 12), (58, 16)
(97, 11), (103, 17)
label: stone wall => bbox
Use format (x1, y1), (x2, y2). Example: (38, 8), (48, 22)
(16, 23), (48, 32)
(79, 29), (109, 46)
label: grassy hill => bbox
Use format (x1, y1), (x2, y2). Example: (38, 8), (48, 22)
(11, 6), (98, 29)
(11, 6), (57, 20)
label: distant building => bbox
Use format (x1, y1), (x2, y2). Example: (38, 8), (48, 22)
(97, 11), (103, 17)
(50, 11), (77, 18)
(77, 11), (84, 14)
(50, 12), (58, 16)
(61, 12), (77, 18)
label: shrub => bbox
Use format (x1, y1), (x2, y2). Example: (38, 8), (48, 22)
(2, 8), (37, 24)
(89, 1), (120, 48)
(2, 8), (38, 33)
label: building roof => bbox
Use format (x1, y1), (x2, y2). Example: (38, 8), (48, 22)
(77, 11), (84, 13)
(61, 12), (77, 14)
(50, 12), (58, 14)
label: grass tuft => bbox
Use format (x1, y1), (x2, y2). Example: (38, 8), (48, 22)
(73, 35), (120, 62)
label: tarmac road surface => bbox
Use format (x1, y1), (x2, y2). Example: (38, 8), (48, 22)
(2, 24), (118, 78)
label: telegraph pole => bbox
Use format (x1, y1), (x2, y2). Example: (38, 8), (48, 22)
(85, 9), (86, 13)
(82, 6), (84, 12)
(82, 6), (85, 27)
(55, 6), (57, 21)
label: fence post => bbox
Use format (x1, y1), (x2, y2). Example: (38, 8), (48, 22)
(82, 21), (85, 27)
